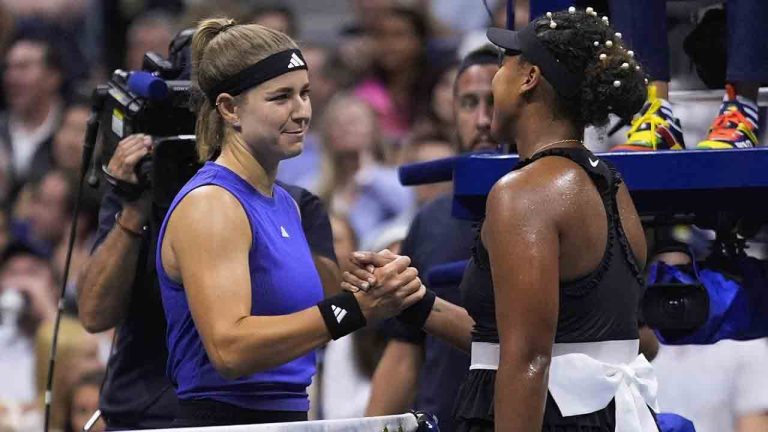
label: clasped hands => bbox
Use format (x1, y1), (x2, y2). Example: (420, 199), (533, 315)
(341, 249), (425, 322)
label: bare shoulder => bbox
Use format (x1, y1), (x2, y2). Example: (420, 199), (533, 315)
(167, 185), (251, 242)
(488, 156), (590, 217)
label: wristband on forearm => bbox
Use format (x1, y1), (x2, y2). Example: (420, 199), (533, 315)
(102, 165), (146, 202)
(317, 291), (367, 340)
(397, 289), (436, 329)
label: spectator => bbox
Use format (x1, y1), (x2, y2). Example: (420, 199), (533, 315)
(318, 93), (415, 248)
(354, 6), (433, 142)
(411, 63), (459, 143)
(337, 24), (374, 84)
(0, 33), (65, 196)
(0, 241), (58, 406)
(243, 2), (298, 38)
(65, 369), (106, 432)
(125, 11), (177, 71)
(11, 170), (74, 257)
(52, 99), (89, 176)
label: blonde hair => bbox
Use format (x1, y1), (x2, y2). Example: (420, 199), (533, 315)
(192, 18), (299, 161)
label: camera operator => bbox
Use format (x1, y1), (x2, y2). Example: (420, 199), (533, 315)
(76, 133), (341, 429)
(76, 133), (172, 429)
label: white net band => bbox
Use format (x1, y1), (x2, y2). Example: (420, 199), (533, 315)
(126, 414), (419, 432)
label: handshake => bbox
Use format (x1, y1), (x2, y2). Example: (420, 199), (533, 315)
(340, 249), (426, 324)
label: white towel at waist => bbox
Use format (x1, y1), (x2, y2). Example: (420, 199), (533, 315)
(470, 339), (659, 432)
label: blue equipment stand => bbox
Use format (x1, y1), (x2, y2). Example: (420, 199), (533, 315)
(399, 148), (768, 222)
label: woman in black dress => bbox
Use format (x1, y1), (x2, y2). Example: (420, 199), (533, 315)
(345, 8), (659, 432)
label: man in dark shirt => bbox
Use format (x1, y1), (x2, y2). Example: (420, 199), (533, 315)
(77, 134), (338, 429)
(365, 47), (500, 431)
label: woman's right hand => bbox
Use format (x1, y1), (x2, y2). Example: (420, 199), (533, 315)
(342, 253), (426, 323)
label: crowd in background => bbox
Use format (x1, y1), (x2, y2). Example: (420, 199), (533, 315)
(0, 1), (765, 431)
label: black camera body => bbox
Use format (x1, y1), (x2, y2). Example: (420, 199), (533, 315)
(94, 29), (202, 207)
(99, 73), (194, 162)
(98, 29), (196, 167)
(642, 282), (710, 339)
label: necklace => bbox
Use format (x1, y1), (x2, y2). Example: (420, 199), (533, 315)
(530, 139), (583, 158)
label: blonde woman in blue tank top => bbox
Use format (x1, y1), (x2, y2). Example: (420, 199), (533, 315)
(156, 19), (426, 427)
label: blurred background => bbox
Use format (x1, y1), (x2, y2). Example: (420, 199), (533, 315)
(0, 1), (765, 431)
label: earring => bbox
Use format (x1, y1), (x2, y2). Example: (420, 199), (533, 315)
(546, 12), (557, 29)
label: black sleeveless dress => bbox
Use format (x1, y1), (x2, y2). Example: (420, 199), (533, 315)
(453, 147), (650, 432)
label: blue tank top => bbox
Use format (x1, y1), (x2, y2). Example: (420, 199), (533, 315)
(156, 162), (324, 412)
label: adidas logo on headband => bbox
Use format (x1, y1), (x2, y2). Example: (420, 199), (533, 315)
(288, 53), (305, 69)
(206, 49), (308, 102)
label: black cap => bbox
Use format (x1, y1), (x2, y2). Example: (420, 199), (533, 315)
(486, 23), (582, 98)
(486, 27), (525, 53)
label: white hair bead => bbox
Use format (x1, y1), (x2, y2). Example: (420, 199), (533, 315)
(627, 50), (635, 58)
(568, 6), (576, 14)
(586, 7), (594, 14)
(549, 21), (557, 29)
(599, 53), (607, 61)
(602, 16), (609, 24)
(621, 62), (630, 70)
(594, 41), (600, 47)
(605, 40), (613, 48)
(546, 12), (553, 18)
(644, 78), (649, 84)
(613, 80), (621, 88)
(635, 65), (641, 71)
(615, 32), (622, 39)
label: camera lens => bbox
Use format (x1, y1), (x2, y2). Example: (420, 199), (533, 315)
(663, 296), (688, 318)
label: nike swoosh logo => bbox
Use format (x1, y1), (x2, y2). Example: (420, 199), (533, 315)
(589, 158), (599, 167)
